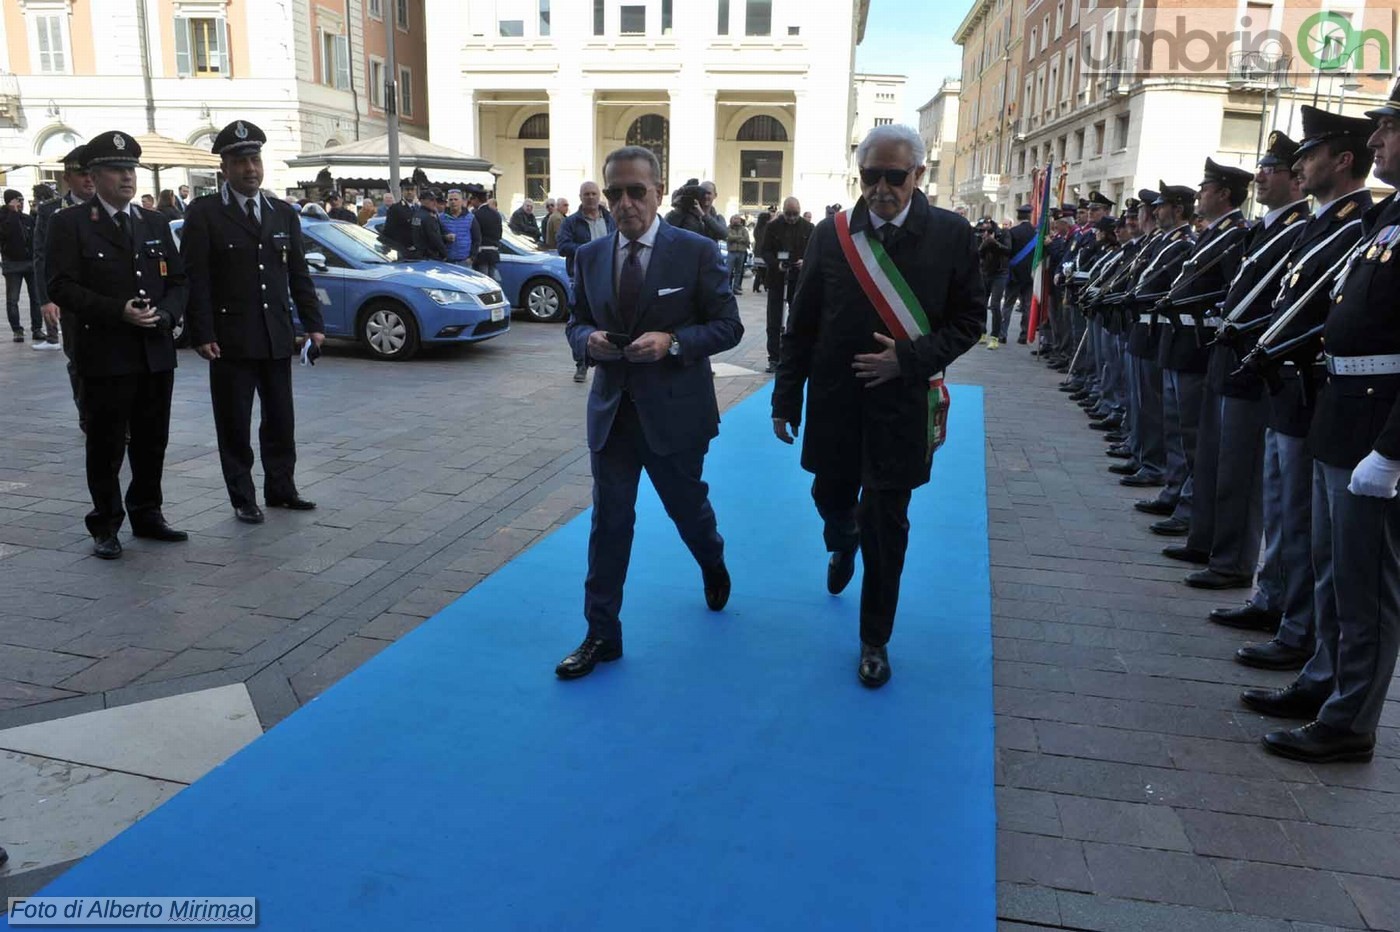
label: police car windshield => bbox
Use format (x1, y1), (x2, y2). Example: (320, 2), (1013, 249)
(501, 229), (542, 254)
(311, 220), (397, 264)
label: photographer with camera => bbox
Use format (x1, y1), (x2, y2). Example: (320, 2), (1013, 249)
(760, 196), (814, 372)
(665, 179), (727, 242)
(976, 217), (1011, 349)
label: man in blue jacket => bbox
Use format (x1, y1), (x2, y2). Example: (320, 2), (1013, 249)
(557, 146), (743, 680)
(557, 180), (616, 381)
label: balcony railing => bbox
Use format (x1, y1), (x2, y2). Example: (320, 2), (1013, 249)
(1228, 51), (1292, 87)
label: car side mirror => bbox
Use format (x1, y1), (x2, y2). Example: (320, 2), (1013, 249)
(305, 252), (328, 271)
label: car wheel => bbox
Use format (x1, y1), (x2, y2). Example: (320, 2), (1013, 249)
(359, 301), (420, 360)
(521, 277), (567, 323)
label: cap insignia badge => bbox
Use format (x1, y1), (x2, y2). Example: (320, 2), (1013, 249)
(235, 122), (248, 140)
(113, 134), (126, 150)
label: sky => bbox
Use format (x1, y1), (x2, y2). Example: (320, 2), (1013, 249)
(855, 0), (967, 125)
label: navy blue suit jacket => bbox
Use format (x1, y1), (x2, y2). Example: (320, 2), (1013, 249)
(565, 220), (744, 457)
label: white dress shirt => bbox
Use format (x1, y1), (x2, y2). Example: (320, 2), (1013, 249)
(868, 199), (913, 231)
(230, 186), (262, 224)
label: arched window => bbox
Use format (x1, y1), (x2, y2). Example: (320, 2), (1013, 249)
(35, 128), (81, 158)
(626, 114), (669, 189)
(519, 113), (550, 139)
(736, 115), (788, 142)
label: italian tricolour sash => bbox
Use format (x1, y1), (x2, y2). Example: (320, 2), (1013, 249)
(833, 208), (950, 461)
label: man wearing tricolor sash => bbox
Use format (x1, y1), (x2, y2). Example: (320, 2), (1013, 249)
(771, 125), (984, 688)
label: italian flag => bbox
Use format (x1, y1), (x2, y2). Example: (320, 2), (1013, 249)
(1027, 162), (1054, 341)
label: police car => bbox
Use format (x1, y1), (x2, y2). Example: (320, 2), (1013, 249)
(169, 216), (511, 361)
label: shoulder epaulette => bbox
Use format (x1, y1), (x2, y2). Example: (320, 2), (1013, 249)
(1338, 201), (1358, 220)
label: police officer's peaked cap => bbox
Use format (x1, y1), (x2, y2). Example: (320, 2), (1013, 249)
(1094, 216), (1118, 233)
(399, 177), (419, 190)
(212, 120), (266, 156)
(1259, 131), (1301, 169)
(1366, 77), (1400, 121)
(1122, 196), (1140, 215)
(1015, 203), (1032, 215)
(1076, 198), (1090, 210)
(1292, 105), (1375, 160)
(1088, 190), (1115, 208)
(1136, 189), (1158, 207)
(1200, 157), (1253, 190)
(83, 131), (142, 169)
(1154, 181), (1196, 208)
(60, 145), (87, 172)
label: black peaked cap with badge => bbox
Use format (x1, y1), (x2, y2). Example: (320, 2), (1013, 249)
(1088, 190), (1115, 208)
(1259, 130), (1301, 169)
(1292, 104), (1376, 160)
(1136, 188), (1158, 208)
(82, 131), (141, 169)
(61, 145), (87, 172)
(1200, 157), (1253, 193)
(212, 120), (266, 156)
(1016, 203), (1032, 216)
(1155, 180), (1196, 208)
(1365, 76), (1400, 120)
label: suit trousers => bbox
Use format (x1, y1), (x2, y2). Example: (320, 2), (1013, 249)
(1257, 430), (1315, 649)
(765, 266), (798, 362)
(1006, 282), (1031, 341)
(584, 394), (724, 642)
(1188, 391), (1269, 577)
(59, 311), (86, 428)
(82, 370), (173, 538)
(811, 474), (912, 648)
(209, 356), (299, 508)
(1298, 462), (1400, 735)
(981, 272), (1008, 342)
(1160, 368), (1203, 515)
(1127, 354), (1167, 482)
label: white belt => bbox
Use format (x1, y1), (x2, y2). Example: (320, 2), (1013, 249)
(1137, 313), (1154, 324)
(1203, 316), (1223, 327)
(1325, 354), (1400, 376)
(1176, 314), (1202, 327)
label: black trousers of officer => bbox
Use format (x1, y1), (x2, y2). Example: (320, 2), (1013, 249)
(765, 265), (799, 363)
(209, 356), (298, 508)
(82, 370), (173, 537)
(59, 310), (86, 428)
(812, 474), (913, 648)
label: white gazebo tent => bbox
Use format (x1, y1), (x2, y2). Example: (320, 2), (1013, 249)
(285, 134), (498, 193)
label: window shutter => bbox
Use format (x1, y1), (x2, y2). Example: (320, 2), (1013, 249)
(174, 17), (192, 76)
(215, 17), (228, 75)
(335, 35), (350, 89)
(35, 16), (52, 72)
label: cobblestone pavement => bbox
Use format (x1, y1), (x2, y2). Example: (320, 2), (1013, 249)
(1, 286), (1398, 929)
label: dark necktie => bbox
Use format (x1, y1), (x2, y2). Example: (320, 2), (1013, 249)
(617, 240), (644, 333)
(113, 210), (131, 246)
(245, 198), (259, 227)
(877, 223), (900, 250)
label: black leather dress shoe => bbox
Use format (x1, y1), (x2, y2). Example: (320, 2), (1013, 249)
(828, 548), (857, 595)
(1149, 517), (1189, 536)
(1162, 545), (1209, 564)
(131, 519), (189, 542)
(555, 636), (623, 680)
(1262, 721), (1374, 763)
(1236, 638), (1312, 671)
(234, 504), (265, 524)
(1121, 474), (1166, 488)
(267, 495), (316, 510)
(1185, 568), (1253, 589)
(1089, 417), (1123, 431)
(1106, 451), (1135, 464)
(1068, 389), (1091, 400)
(1107, 463), (1141, 477)
(1210, 604), (1281, 632)
(1240, 682), (1325, 719)
(93, 535), (122, 560)
(702, 560), (730, 611)
(1133, 498), (1175, 515)
(858, 642), (891, 688)
(1104, 431), (1129, 443)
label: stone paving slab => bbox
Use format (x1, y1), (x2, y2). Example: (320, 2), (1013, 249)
(2, 288), (1399, 927)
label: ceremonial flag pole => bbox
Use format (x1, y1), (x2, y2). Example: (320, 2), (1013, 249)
(1027, 162), (1054, 340)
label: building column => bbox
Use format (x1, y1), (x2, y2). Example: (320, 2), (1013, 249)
(549, 87), (596, 196)
(791, 89), (851, 213)
(667, 88), (717, 188)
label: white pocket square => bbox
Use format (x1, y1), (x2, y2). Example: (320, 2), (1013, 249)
(657, 287), (685, 297)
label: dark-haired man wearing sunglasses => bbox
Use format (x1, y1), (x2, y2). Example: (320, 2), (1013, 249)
(557, 145), (744, 681)
(772, 124), (984, 688)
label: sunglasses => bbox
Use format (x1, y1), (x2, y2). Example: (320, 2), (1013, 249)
(603, 184), (651, 202)
(859, 167), (912, 187)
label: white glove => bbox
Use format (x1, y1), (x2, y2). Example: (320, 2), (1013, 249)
(1348, 450), (1400, 499)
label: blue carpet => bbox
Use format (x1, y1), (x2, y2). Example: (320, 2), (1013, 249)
(12, 386), (993, 931)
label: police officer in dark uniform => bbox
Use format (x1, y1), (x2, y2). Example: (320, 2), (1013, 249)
(45, 131), (188, 558)
(412, 189), (448, 260)
(181, 119), (325, 524)
(1235, 107), (1376, 743)
(1145, 162), (1249, 540)
(382, 180), (420, 257)
(1185, 135), (1309, 635)
(1245, 86), (1400, 763)
(34, 146), (96, 424)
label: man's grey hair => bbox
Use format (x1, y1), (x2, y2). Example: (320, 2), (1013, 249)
(856, 124), (926, 169)
(602, 145), (663, 186)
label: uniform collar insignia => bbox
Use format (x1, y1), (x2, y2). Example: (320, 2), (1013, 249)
(1338, 201), (1358, 219)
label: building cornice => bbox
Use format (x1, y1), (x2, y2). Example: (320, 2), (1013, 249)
(953, 0), (997, 45)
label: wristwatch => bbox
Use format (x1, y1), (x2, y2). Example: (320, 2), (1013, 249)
(668, 333), (681, 357)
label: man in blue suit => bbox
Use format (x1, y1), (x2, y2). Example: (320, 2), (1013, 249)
(558, 145), (745, 679)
